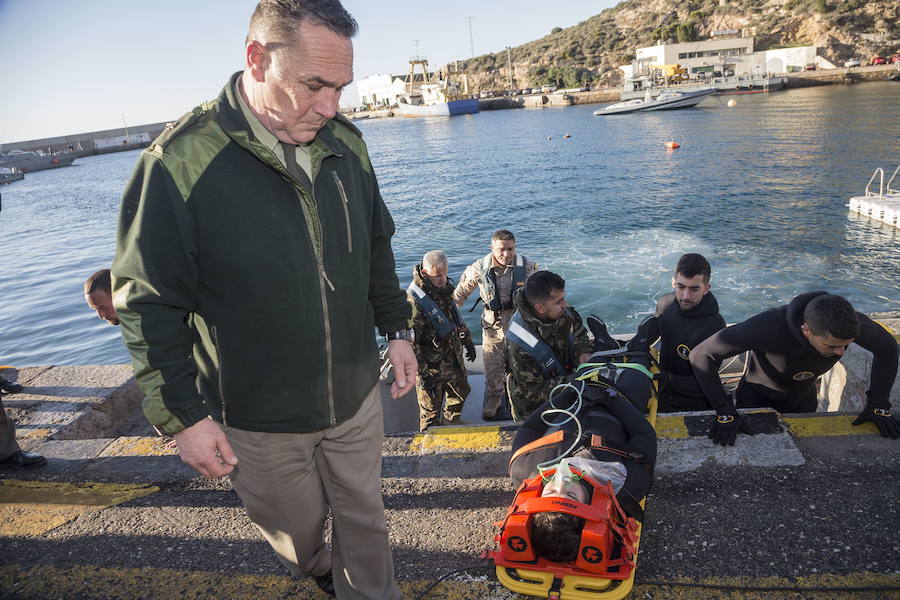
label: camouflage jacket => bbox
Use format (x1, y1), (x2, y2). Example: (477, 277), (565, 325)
(507, 288), (593, 411)
(409, 264), (474, 385)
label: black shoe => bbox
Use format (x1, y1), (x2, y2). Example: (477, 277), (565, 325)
(312, 572), (335, 597)
(626, 315), (659, 352)
(0, 378), (23, 394)
(0, 451), (47, 469)
(587, 315), (620, 352)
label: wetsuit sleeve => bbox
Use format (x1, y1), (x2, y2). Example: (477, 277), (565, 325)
(368, 176), (414, 335)
(690, 313), (777, 412)
(452, 261), (481, 307)
(853, 314), (899, 410)
(113, 154), (207, 435)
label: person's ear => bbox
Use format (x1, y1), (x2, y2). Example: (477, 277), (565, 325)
(246, 40), (270, 81)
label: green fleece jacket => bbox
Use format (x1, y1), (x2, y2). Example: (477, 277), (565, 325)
(113, 72), (413, 435)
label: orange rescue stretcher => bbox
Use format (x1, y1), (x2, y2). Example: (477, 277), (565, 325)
(484, 357), (659, 600)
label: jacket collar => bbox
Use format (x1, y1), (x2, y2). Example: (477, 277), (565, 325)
(215, 71), (344, 168)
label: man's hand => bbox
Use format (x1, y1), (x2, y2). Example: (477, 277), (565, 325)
(852, 408), (900, 439)
(388, 340), (418, 399)
(465, 342), (477, 362)
(174, 417), (238, 478)
(708, 412), (759, 446)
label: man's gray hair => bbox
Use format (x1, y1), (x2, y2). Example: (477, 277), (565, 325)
(422, 251), (448, 270)
(248, 0), (358, 43)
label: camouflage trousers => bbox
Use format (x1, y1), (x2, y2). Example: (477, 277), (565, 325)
(416, 371), (471, 431)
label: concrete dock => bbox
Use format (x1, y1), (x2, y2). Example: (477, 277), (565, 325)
(1, 314), (899, 599)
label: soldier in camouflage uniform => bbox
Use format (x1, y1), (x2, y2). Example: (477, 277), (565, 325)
(410, 251), (477, 431)
(506, 271), (593, 421)
(454, 230), (537, 420)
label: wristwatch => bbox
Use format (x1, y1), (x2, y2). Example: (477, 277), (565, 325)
(385, 328), (415, 343)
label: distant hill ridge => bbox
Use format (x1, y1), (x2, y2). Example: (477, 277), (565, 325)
(445, 0), (898, 91)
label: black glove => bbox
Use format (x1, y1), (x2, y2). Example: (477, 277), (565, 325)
(708, 410), (758, 446)
(852, 407), (900, 439)
(465, 342), (476, 362)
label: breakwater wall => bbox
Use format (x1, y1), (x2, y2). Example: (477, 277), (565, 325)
(786, 63), (899, 87)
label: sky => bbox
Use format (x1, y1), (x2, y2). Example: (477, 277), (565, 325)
(0, 0), (618, 144)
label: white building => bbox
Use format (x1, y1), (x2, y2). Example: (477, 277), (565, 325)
(627, 37), (828, 80)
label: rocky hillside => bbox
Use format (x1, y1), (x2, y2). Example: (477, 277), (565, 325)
(447, 0), (898, 91)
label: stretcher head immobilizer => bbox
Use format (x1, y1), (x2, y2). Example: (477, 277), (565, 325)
(486, 464), (640, 599)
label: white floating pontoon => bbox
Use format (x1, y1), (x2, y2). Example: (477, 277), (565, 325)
(848, 164), (900, 229)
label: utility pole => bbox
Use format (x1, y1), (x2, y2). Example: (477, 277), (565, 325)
(465, 17), (474, 57)
(413, 39), (421, 58)
(506, 46), (513, 90)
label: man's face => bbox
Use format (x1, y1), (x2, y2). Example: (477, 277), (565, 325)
(86, 291), (119, 326)
(541, 472), (588, 503)
(249, 21), (353, 144)
(534, 288), (567, 322)
(672, 273), (710, 311)
(490, 238), (516, 266)
(422, 263), (448, 288)
(801, 324), (853, 357)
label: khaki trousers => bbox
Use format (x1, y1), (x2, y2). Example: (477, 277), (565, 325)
(481, 308), (514, 417)
(225, 386), (400, 600)
(0, 395), (22, 460)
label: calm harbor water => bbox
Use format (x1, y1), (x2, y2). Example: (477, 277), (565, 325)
(0, 82), (898, 367)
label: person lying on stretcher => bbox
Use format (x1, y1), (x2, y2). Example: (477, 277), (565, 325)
(506, 320), (658, 564)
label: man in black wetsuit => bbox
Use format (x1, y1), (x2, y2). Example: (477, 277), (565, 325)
(654, 253), (726, 412)
(507, 321), (658, 562)
(691, 291), (899, 445)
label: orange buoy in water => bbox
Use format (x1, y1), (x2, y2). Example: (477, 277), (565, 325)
(666, 141), (680, 149)
(563, 133), (571, 138)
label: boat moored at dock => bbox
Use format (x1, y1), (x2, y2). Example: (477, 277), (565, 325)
(594, 88), (716, 115)
(0, 166), (24, 184)
(395, 57), (479, 118)
(0, 149), (77, 173)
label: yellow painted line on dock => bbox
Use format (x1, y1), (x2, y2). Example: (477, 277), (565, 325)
(411, 425), (501, 453)
(99, 436), (177, 457)
(0, 565), (897, 600)
(654, 415), (689, 439)
(0, 479), (158, 536)
(784, 415), (880, 437)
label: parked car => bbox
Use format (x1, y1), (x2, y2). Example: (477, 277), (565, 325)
(844, 58), (861, 68)
(891, 54), (900, 64)
(871, 56), (887, 65)
(803, 64), (817, 71)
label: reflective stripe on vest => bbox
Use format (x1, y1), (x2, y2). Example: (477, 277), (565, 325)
(408, 282), (461, 340)
(506, 312), (575, 378)
(479, 253), (527, 312)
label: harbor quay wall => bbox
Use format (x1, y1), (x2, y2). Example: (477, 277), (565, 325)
(785, 63), (900, 87)
(0, 122), (167, 157)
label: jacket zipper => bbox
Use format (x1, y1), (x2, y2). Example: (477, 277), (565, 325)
(296, 180), (337, 427)
(210, 325), (227, 427)
(331, 171), (353, 254)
